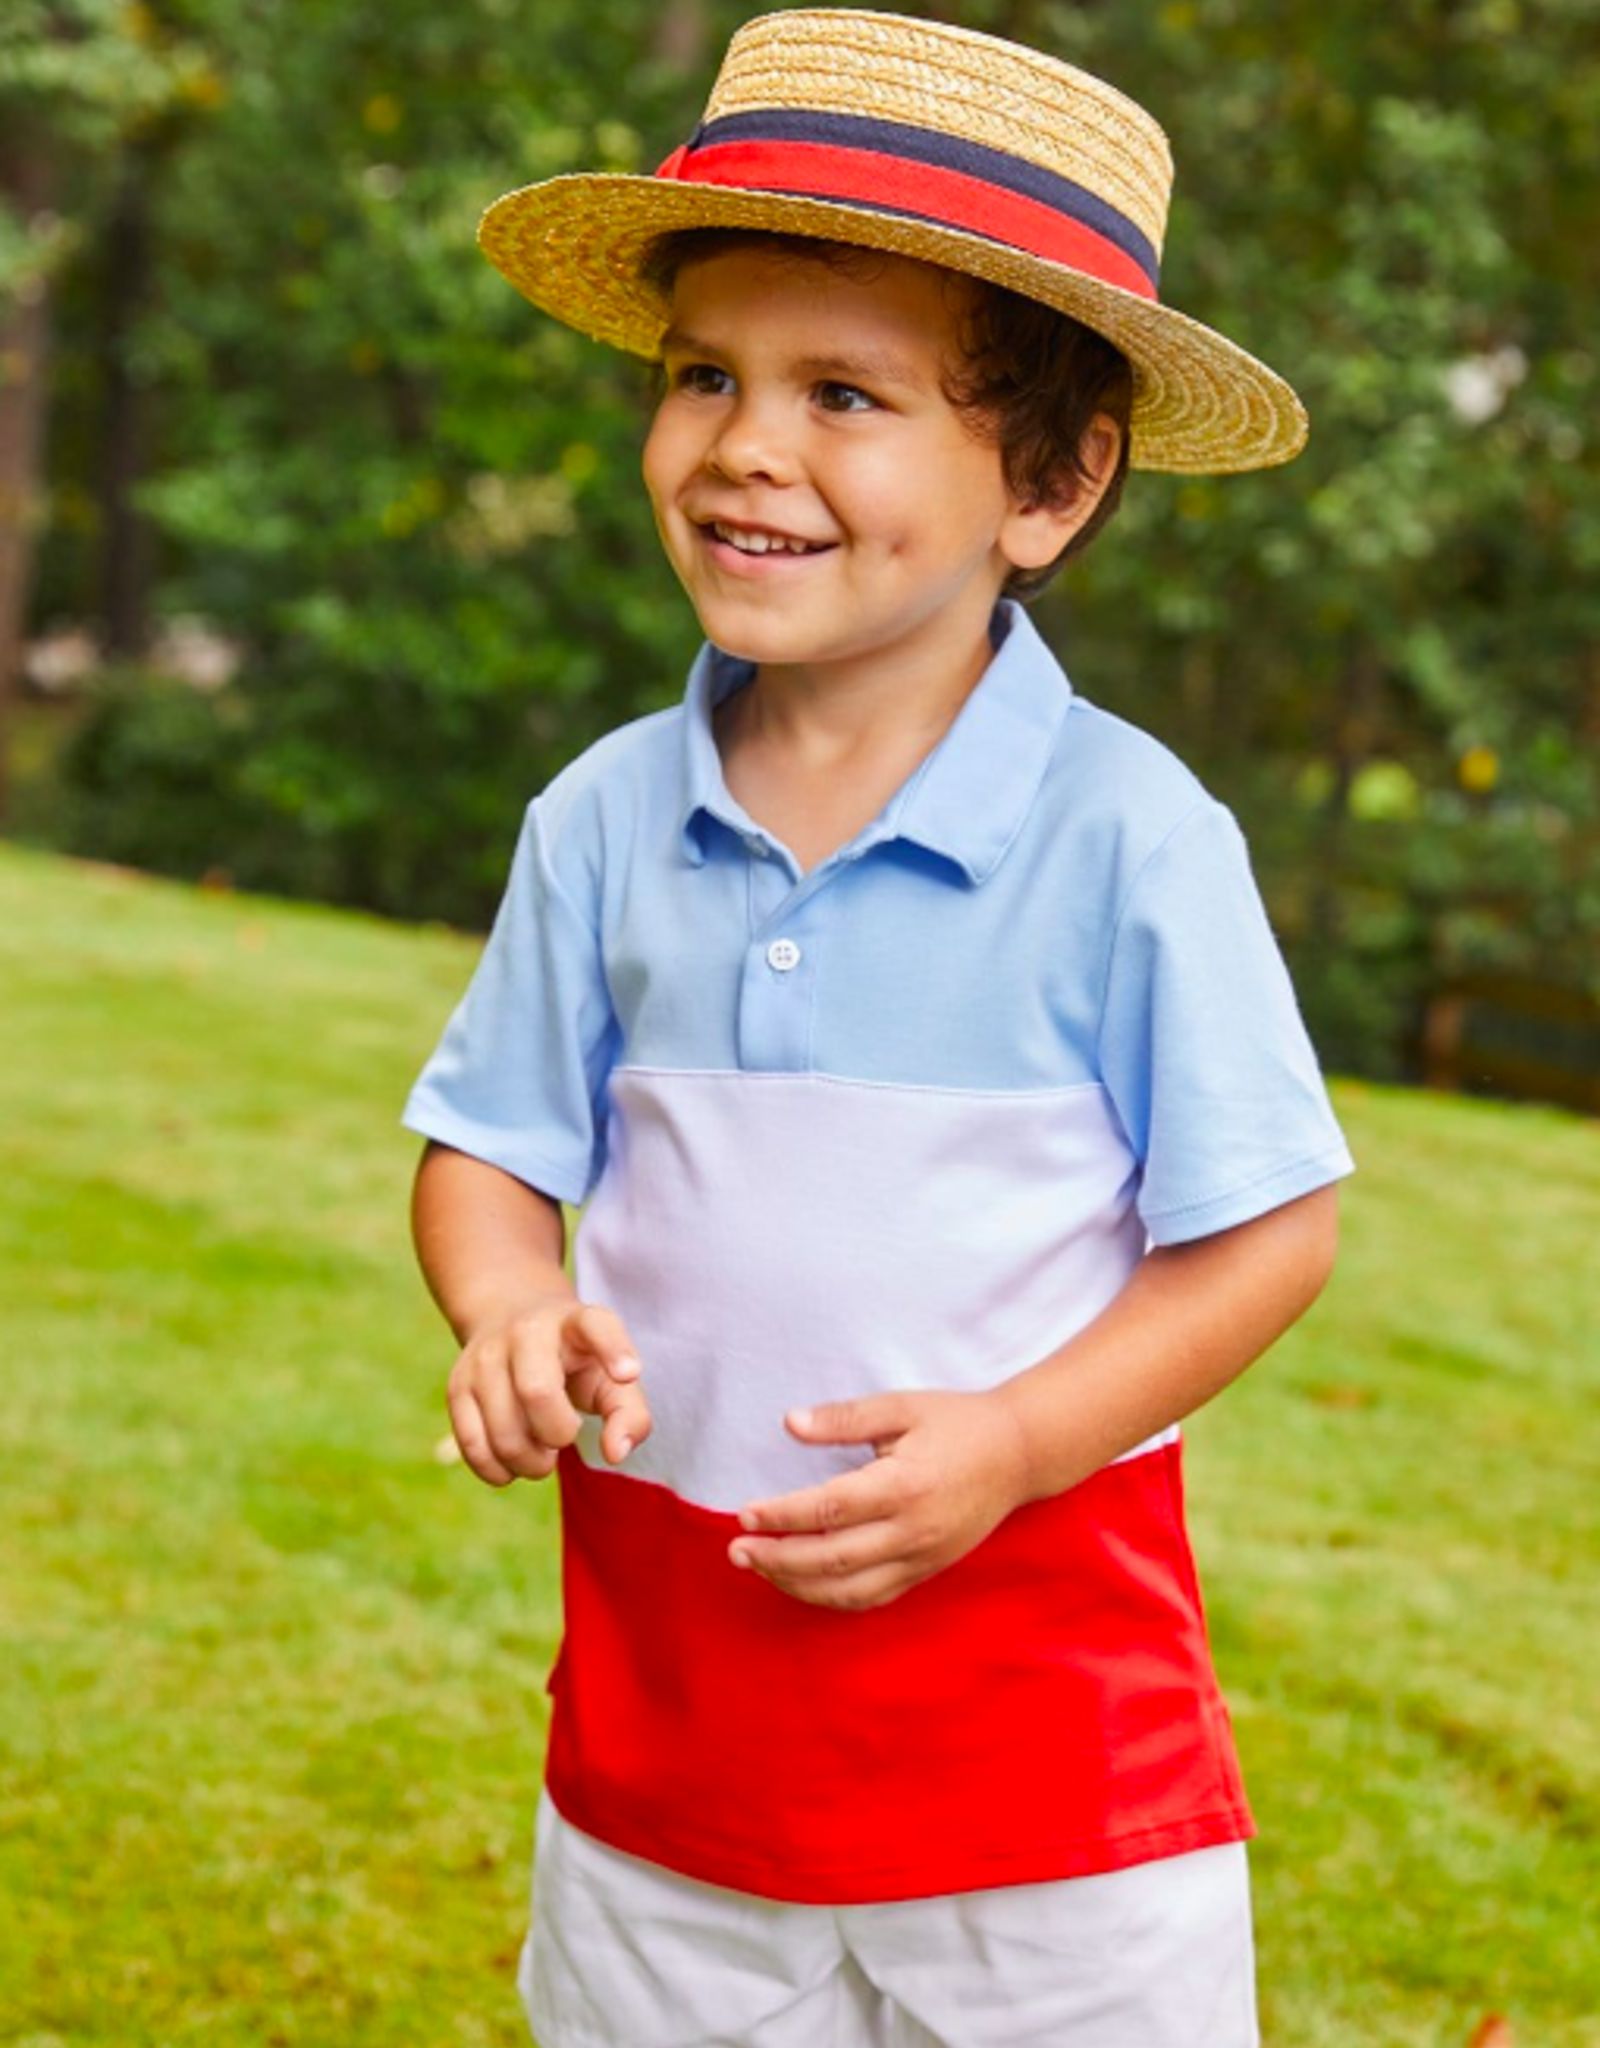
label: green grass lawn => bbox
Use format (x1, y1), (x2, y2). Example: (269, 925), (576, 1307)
(1, 842), (1596, 2048)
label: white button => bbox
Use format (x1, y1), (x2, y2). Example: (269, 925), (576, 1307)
(745, 837), (768, 859)
(766, 938), (802, 973)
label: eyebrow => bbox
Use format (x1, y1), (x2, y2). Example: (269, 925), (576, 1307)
(659, 328), (933, 394)
(792, 348), (933, 393)
(658, 326), (724, 363)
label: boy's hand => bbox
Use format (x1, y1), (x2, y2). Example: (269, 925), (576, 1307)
(446, 1301), (650, 1487)
(729, 1391), (1031, 1611)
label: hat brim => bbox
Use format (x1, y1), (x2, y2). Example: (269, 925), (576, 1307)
(478, 173), (1308, 475)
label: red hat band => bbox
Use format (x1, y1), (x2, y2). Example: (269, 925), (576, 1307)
(655, 110), (1162, 306)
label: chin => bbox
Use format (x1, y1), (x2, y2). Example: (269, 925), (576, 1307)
(689, 607), (823, 668)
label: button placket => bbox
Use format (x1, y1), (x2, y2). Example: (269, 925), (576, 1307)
(735, 861), (849, 1073)
(742, 835), (793, 936)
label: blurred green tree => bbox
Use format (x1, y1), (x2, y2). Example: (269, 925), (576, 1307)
(10, 0), (1599, 1077)
(1006, 0), (1600, 1068)
(49, 0), (754, 917)
(0, 0), (208, 815)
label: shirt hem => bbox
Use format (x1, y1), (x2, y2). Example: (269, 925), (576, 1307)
(399, 1102), (593, 1208)
(1143, 1143), (1355, 1246)
(543, 1780), (1256, 1907)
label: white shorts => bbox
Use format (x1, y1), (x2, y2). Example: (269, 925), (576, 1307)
(520, 1795), (1259, 2048)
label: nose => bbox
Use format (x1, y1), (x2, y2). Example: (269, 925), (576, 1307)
(705, 394), (796, 486)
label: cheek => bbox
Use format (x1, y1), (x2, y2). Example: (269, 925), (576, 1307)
(641, 402), (693, 510)
(852, 438), (1012, 555)
(640, 417), (670, 510)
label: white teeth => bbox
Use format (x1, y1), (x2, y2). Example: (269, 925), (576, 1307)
(712, 523), (817, 556)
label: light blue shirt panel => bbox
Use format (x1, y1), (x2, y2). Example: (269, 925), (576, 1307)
(773, 701), (1215, 1091)
(1094, 797), (1355, 1242)
(403, 604), (1352, 1234)
(403, 794), (620, 1205)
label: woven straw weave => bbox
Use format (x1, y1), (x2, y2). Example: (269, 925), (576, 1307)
(714, 12), (1172, 255)
(475, 9), (1307, 473)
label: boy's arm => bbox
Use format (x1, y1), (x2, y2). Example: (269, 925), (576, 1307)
(412, 1141), (650, 1486)
(731, 1183), (1339, 1609)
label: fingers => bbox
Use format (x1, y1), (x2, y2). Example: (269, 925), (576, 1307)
(562, 1302), (643, 1384)
(447, 1372), (559, 1487)
(737, 1461), (890, 1537)
(734, 1390), (1015, 1609)
(447, 1314), (583, 1486)
(730, 1523), (920, 1611)
(445, 1300), (650, 1486)
(783, 1395), (910, 1451)
(562, 1303), (651, 1465)
(731, 1463), (924, 1610)
(449, 1330), (574, 1485)
(445, 1384), (519, 1487)
(588, 1373), (655, 1467)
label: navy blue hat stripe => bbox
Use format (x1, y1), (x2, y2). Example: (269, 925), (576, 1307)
(692, 108), (1160, 290)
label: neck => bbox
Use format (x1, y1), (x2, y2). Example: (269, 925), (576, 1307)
(712, 612), (1002, 875)
(743, 615), (998, 767)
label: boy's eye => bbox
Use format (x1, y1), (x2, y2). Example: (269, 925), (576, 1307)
(815, 382), (877, 414)
(674, 362), (734, 397)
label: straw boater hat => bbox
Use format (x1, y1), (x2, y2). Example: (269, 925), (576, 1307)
(478, 8), (1307, 474)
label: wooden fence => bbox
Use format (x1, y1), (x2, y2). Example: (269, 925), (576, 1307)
(1420, 975), (1600, 1116)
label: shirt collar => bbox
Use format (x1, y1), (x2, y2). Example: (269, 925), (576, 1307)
(678, 601), (1073, 883)
(680, 640), (762, 866)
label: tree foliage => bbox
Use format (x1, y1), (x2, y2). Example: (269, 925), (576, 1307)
(6, 0), (1598, 1071)
(1019, 0), (1600, 1070)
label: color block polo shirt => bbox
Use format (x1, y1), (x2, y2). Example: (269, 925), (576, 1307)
(405, 601), (1353, 1905)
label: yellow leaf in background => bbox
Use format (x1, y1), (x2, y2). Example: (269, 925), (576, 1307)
(1458, 743), (1500, 795)
(181, 64), (229, 111)
(363, 94), (404, 135)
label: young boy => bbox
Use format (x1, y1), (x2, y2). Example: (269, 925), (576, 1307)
(405, 12), (1353, 2045)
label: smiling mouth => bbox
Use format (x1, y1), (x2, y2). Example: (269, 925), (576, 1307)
(705, 521), (832, 558)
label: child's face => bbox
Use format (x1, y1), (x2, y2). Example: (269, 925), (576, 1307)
(643, 246), (1059, 693)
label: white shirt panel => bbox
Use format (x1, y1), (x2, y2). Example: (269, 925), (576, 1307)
(573, 1067), (1156, 1511)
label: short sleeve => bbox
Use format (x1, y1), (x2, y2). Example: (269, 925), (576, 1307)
(402, 800), (618, 1205)
(1098, 799), (1354, 1245)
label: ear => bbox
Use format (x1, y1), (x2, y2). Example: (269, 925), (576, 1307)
(998, 414), (1123, 573)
